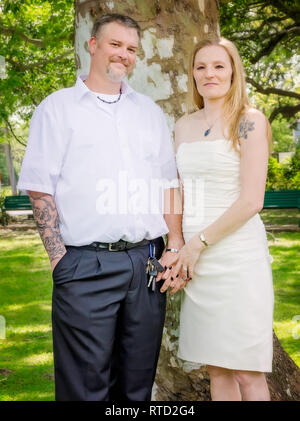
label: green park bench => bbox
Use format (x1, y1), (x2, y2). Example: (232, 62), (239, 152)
(3, 195), (32, 211)
(2, 191), (300, 224)
(263, 189), (300, 226)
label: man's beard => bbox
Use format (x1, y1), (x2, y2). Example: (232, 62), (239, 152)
(106, 61), (129, 83)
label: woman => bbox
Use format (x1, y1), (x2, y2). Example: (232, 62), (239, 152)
(165, 38), (274, 401)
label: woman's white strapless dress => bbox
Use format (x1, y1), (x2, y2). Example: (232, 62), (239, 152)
(176, 139), (274, 372)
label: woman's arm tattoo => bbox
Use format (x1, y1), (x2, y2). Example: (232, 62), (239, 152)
(238, 117), (255, 139)
(29, 193), (66, 262)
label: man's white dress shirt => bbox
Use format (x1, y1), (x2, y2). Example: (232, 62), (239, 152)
(17, 76), (178, 245)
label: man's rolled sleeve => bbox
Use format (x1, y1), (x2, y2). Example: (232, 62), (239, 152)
(17, 97), (66, 195)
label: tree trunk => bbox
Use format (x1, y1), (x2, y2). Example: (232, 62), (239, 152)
(74, 0), (300, 401)
(75, 0), (219, 126)
(4, 143), (17, 195)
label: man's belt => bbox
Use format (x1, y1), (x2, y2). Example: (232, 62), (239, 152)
(72, 238), (155, 252)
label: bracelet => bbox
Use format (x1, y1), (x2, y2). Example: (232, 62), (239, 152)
(166, 248), (180, 253)
(199, 232), (209, 247)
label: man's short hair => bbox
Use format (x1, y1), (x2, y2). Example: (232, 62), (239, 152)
(91, 13), (141, 40)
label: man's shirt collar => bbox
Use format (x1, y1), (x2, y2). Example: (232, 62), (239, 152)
(75, 74), (137, 103)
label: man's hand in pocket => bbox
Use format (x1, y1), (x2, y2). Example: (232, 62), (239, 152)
(51, 249), (67, 273)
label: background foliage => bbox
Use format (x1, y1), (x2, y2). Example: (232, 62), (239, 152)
(266, 146), (300, 190)
(220, 0), (300, 123)
(0, 0), (75, 145)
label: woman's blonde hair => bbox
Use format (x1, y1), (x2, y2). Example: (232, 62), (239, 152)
(188, 37), (272, 151)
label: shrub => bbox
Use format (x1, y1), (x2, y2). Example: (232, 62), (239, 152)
(266, 148), (300, 190)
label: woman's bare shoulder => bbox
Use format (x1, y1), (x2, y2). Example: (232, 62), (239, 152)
(175, 113), (190, 128)
(245, 107), (266, 120)
(174, 114), (191, 151)
(239, 108), (267, 140)
(175, 110), (201, 129)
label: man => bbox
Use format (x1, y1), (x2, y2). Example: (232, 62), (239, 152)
(17, 14), (184, 401)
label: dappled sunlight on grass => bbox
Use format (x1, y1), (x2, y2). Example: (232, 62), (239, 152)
(0, 362), (55, 401)
(3, 302), (51, 312)
(2, 303), (52, 331)
(23, 352), (53, 366)
(268, 234), (300, 249)
(1, 391), (54, 402)
(274, 320), (300, 336)
(269, 238), (297, 248)
(0, 233), (40, 248)
(268, 232), (300, 368)
(39, 304), (51, 311)
(0, 339), (53, 364)
(8, 325), (51, 335)
(274, 320), (300, 340)
(1, 304), (25, 312)
(261, 209), (299, 226)
(274, 319), (300, 366)
(0, 227), (299, 400)
(0, 230), (55, 400)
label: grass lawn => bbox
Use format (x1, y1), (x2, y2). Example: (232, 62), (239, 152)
(0, 213), (299, 401)
(0, 230), (54, 401)
(260, 208), (299, 226)
(267, 231), (300, 368)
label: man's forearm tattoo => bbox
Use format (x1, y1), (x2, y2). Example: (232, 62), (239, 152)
(30, 194), (65, 261)
(238, 117), (255, 139)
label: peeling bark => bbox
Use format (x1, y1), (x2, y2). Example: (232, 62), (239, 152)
(75, 0), (219, 129)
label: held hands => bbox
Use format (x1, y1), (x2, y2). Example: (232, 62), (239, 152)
(156, 237), (185, 287)
(158, 235), (205, 294)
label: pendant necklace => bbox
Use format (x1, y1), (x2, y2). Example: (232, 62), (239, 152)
(203, 109), (222, 137)
(97, 88), (122, 104)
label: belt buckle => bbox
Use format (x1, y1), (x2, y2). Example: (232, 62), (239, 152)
(108, 242), (125, 251)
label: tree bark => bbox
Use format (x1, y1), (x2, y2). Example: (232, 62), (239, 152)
(75, 0), (219, 127)
(75, 0), (300, 401)
(4, 143), (17, 195)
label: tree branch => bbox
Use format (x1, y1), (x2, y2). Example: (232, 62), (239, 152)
(0, 18), (74, 48)
(269, 103), (300, 123)
(271, 0), (300, 22)
(250, 25), (300, 63)
(244, 1), (267, 9)
(246, 77), (300, 100)
(0, 19), (44, 47)
(5, 49), (74, 71)
(4, 119), (27, 147)
(224, 14), (291, 41)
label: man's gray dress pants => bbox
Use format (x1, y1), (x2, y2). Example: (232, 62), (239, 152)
(51, 237), (166, 401)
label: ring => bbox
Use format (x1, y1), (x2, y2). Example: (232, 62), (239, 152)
(181, 277), (186, 281)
